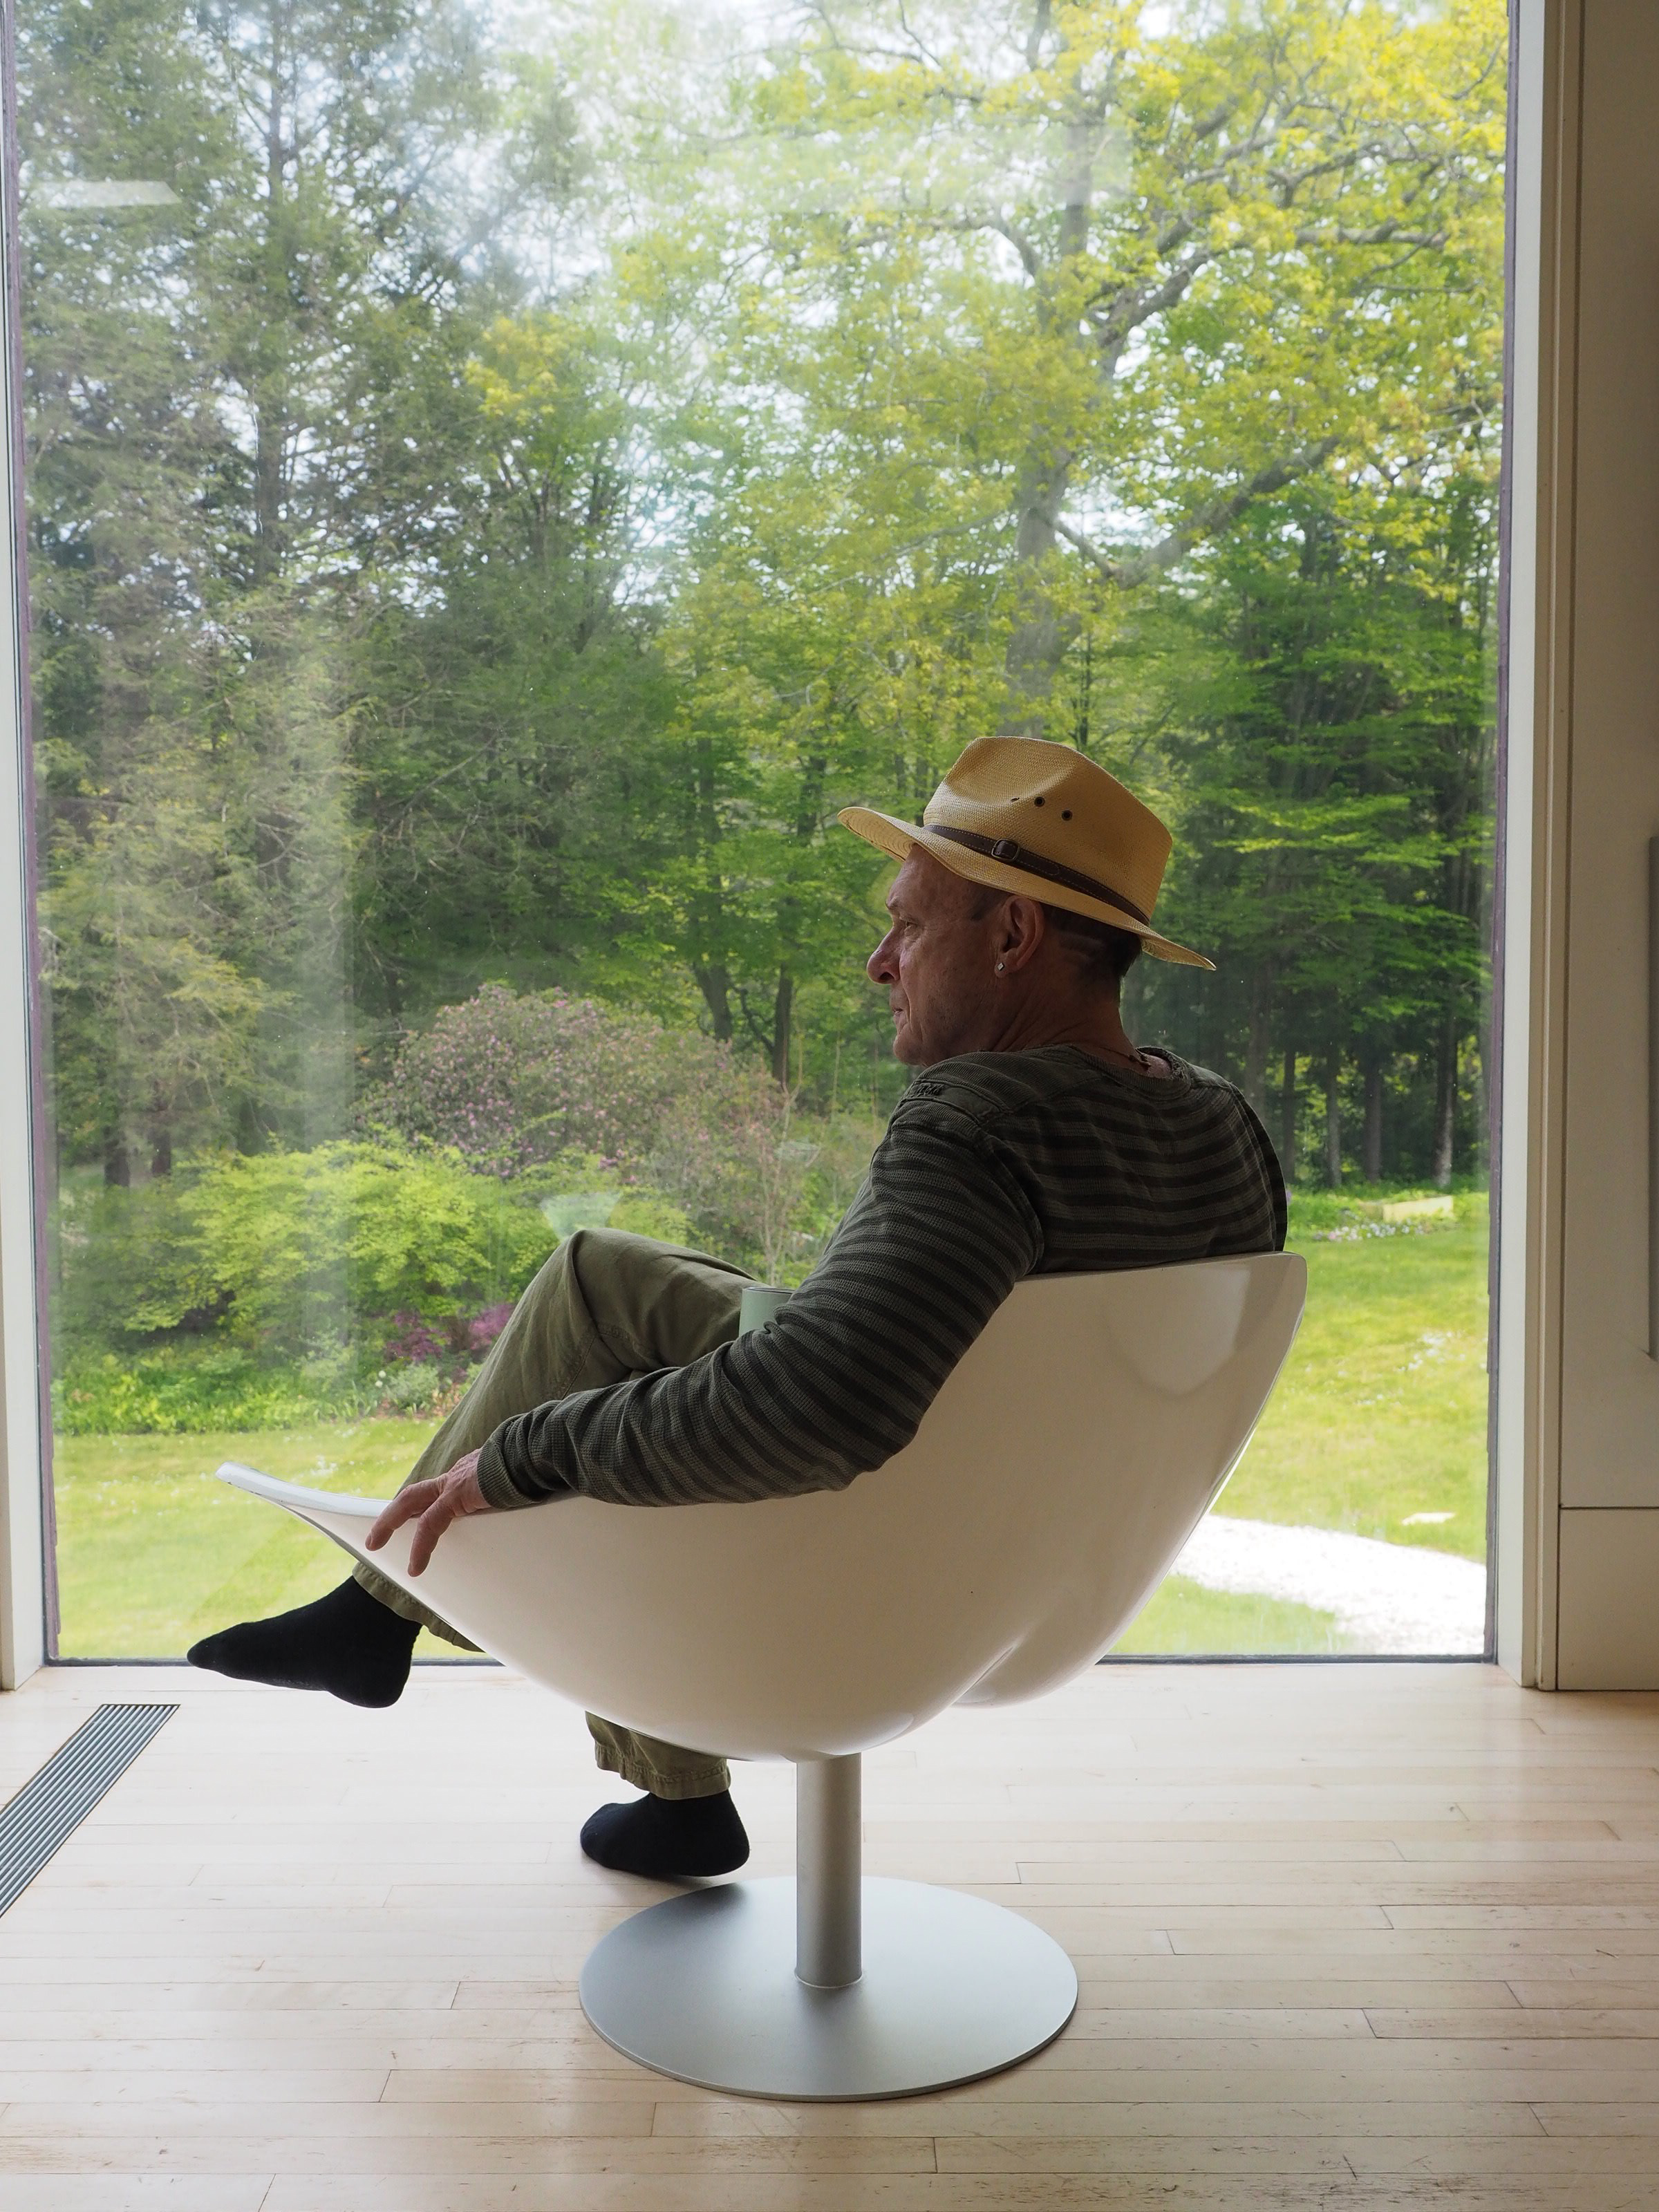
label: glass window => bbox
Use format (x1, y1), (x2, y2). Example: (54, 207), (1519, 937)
(16, 0), (1505, 1658)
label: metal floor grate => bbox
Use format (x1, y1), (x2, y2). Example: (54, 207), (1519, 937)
(0, 1703), (176, 1917)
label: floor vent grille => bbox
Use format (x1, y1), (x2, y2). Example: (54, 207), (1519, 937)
(0, 1702), (176, 1917)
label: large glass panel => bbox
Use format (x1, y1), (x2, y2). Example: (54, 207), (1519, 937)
(18, 0), (1505, 1656)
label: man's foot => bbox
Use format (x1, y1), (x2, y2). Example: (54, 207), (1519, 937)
(187, 1577), (419, 1707)
(580, 1789), (749, 1879)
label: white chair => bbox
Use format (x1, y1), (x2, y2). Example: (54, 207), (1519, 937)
(220, 1250), (1305, 2099)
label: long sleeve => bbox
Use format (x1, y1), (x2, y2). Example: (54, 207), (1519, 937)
(474, 1109), (1042, 1509)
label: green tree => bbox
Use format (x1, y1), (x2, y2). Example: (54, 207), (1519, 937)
(535, 0), (1505, 1085)
(23, 0), (555, 1167)
(1135, 474), (1496, 1185)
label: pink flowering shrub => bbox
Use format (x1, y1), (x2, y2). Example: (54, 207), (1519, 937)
(360, 984), (719, 1179)
(364, 984), (852, 1280)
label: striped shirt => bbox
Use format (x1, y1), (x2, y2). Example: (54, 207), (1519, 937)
(477, 1046), (1284, 1510)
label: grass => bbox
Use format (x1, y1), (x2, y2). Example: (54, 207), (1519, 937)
(1105, 1190), (1488, 1654)
(52, 1421), (453, 1660)
(50, 1189), (1490, 1658)
(1228, 1191), (1489, 1562)
(1109, 1577), (1352, 1656)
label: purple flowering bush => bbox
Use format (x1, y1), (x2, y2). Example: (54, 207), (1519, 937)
(381, 1300), (513, 1387)
(359, 984), (703, 1179)
(466, 1302), (514, 1353)
(383, 1311), (447, 1366)
(359, 984), (834, 1277)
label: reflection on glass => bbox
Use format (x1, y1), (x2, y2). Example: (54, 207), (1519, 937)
(19, 0), (1504, 1656)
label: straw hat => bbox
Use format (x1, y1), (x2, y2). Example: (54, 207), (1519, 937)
(838, 736), (1212, 969)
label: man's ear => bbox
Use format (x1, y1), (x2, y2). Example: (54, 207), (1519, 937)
(996, 895), (1047, 974)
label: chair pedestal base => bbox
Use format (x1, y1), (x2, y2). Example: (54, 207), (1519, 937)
(579, 1874), (1078, 2099)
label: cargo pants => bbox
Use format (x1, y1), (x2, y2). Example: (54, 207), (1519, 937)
(353, 1227), (751, 1800)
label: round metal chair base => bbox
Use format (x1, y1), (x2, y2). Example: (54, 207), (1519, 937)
(579, 1875), (1078, 2100)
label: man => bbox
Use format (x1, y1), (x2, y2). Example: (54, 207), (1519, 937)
(189, 736), (1285, 1879)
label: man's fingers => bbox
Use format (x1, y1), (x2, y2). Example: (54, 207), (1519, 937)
(405, 1490), (460, 1578)
(366, 1455), (487, 1574)
(366, 1480), (442, 1553)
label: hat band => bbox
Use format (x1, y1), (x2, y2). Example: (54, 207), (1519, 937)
(926, 825), (1152, 928)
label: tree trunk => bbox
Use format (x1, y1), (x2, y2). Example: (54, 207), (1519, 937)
(250, 0), (293, 586)
(1244, 968), (1272, 1117)
(1002, 102), (1095, 728)
(770, 966), (793, 1085)
(1279, 1044), (1297, 1186)
(103, 1134), (131, 1188)
(1071, 632), (1094, 753)
(1432, 1013), (1458, 1190)
(1362, 1052), (1385, 1184)
(690, 736), (733, 1038)
(695, 962), (734, 1042)
(1324, 1056), (1342, 1188)
(150, 1125), (173, 1179)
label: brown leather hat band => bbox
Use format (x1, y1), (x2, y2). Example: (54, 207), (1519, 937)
(924, 824), (1153, 928)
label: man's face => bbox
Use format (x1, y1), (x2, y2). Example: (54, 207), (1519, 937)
(866, 849), (999, 1066)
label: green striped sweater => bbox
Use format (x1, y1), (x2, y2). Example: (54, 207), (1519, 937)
(477, 1046), (1285, 1510)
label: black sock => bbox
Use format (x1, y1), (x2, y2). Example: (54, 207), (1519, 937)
(187, 1577), (419, 1708)
(580, 1789), (749, 1880)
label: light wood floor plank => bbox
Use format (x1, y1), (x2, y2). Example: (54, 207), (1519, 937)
(1, 1661), (1656, 2207)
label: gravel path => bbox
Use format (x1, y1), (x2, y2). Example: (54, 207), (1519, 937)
(1170, 1514), (1486, 1654)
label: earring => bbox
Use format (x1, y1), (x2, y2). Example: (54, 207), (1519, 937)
(995, 961), (1006, 975)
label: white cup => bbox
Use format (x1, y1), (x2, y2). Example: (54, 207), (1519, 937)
(738, 1283), (792, 1336)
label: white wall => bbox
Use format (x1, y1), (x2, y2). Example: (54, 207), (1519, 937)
(1500, 0), (1659, 1687)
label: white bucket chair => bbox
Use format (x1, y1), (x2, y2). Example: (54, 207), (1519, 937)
(219, 1249), (1305, 2100)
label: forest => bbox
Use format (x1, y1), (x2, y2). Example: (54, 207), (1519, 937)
(19, 0), (1505, 1421)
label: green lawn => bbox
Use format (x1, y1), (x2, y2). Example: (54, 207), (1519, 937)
(1109, 1193), (1488, 1653)
(1224, 1195), (1489, 1562)
(53, 1421), (453, 1660)
(52, 1194), (1489, 1658)
(1109, 1577), (1351, 1656)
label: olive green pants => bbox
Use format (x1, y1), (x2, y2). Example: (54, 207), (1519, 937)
(353, 1227), (750, 1800)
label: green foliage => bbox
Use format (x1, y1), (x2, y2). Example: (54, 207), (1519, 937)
(52, 1342), (376, 1438)
(1127, 478), (1496, 1180)
(359, 984), (884, 1283)
(359, 984), (729, 1177)
(53, 1172), (220, 1347)
(55, 1140), (556, 1367)
(179, 1143), (554, 1351)
(46, 1103), (881, 1430)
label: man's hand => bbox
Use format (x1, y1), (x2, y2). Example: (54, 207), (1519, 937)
(366, 1447), (492, 1577)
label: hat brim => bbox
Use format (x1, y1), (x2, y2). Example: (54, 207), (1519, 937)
(838, 807), (1215, 971)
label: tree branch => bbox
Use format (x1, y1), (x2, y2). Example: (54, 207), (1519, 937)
(1087, 245), (1219, 362)
(1055, 435), (1341, 585)
(1294, 219), (1447, 252)
(982, 213), (1044, 281)
(1023, 0), (1051, 74)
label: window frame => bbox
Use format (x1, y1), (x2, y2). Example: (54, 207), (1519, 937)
(0, 0), (1542, 1687)
(0, 0), (51, 1687)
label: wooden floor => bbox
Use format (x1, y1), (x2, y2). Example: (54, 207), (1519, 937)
(1, 1660), (1658, 2211)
